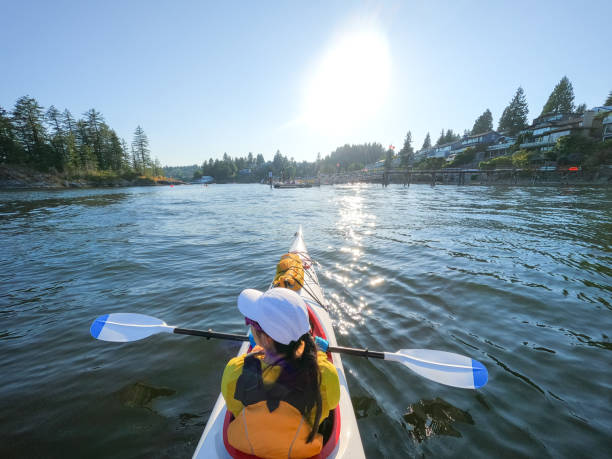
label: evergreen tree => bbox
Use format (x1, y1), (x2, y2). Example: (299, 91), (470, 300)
(323, 143), (384, 171)
(273, 149), (287, 177)
(436, 129), (445, 146)
(541, 76), (575, 115)
(121, 139), (131, 170)
(46, 106), (63, 136)
(421, 132), (431, 150)
(107, 129), (125, 171)
(575, 103), (587, 114)
(46, 105), (66, 165)
(471, 109), (493, 135)
(605, 91), (612, 106)
(498, 87), (529, 136)
(62, 109), (76, 136)
(0, 106), (23, 164)
(10, 96), (60, 169)
(399, 131), (414, 167)
(132, 125), (150, 173)
(384, 147), (394, 170)
(84, 109), (105, 168)
(64, 131), (79, 170)
(76, 119), (97, 171)
(443, 129), (460, 143)
(11, 96), (47, 157)
(152, 157), (162, 176)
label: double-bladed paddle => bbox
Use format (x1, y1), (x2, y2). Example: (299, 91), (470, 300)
(90, 313), (488, 389)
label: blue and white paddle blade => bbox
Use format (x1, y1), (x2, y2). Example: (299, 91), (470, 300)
(385, 349), (488, 389)
(90, 313), (174, 342)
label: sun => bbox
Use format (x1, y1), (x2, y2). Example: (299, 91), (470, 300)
(301, 27), (391, 135)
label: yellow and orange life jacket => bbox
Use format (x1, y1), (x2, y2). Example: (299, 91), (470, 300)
(227, 355), (323, 459)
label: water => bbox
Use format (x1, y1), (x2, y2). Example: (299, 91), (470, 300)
(1, 183), (610, 458)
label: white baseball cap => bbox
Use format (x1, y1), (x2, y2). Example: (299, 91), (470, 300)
(238, 288), (310, 345)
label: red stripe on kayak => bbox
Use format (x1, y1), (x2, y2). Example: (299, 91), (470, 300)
(306, 304), (341, 459)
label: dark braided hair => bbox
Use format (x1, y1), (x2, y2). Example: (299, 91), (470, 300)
(268, 333), (322, 443)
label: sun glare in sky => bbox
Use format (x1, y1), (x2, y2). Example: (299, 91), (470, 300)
(301, 26), (391, 136)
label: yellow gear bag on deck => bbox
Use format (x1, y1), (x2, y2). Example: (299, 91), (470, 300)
(273, 253), (304, 291)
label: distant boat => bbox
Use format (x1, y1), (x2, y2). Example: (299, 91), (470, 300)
(195, 176), (214, 184)
(274, 183), (313, 189)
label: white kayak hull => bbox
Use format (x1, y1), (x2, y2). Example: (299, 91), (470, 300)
(193, 226), (365, 458)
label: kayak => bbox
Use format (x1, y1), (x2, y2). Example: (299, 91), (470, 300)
(193, 226), (366, 458)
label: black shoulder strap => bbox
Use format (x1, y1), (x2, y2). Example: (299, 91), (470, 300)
(233, 355), (307, 414)
(234, 354), (266, 407)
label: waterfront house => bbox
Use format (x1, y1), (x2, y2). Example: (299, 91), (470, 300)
(414, 147), (434, 160)
(368, 159), (386, 170)
(416, 140), (462, 160)
(485, 136), (517, 159)
(519, 112), (586, 152)
(460, 130), (502, 148)
(450, 131), (504, 161)
(586, 106), (612, 142)
(602, 112), (612, 142)
(365, 157), (402, 170)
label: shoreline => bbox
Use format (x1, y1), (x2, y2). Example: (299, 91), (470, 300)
(0, 165), (183, 190)
(1, 164), (610, 190)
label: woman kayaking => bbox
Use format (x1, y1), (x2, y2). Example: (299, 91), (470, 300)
(221, 287), (341, 458)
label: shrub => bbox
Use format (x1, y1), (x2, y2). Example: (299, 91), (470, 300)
(583, 140), (612, 170)
(511, 150), (531, 169)
(446, 148), (476, 167)
(479, 155), (513, 170)
(553, 134), (596, 165)
(414, 157), (446, 170)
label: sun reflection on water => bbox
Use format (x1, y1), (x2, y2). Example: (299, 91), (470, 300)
(321, 188), (379, 335)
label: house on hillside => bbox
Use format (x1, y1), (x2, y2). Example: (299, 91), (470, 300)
(519, 112), (586, 152)
(416, 141), (461, 160)
(485, 136), (516, 159)
(365, 157), (402, 170)
(586, 106), (612, 142)
(416, 131), (504, 161)
(460, 131), (502, 148)
(450, 131), (504, 161)
(602, 112), (612, 142)
(414, 107), (612, 166)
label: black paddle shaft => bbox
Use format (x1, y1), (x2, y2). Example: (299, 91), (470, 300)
(173, 328), (385, 360)
(173, 328), (250, 342)
(327, 345), (385, 360)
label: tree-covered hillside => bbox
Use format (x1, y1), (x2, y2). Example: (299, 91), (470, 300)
(1, 95), (162, 177)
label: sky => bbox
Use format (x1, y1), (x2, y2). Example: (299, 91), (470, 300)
(2, 0), (611, 167)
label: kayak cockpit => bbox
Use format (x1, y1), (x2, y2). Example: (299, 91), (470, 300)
(221, 304), (342, 458)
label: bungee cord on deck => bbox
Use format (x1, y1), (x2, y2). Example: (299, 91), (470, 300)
(289, 250), (327, 310)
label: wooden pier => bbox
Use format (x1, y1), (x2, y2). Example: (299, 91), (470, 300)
(319, 168), (584, 186)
